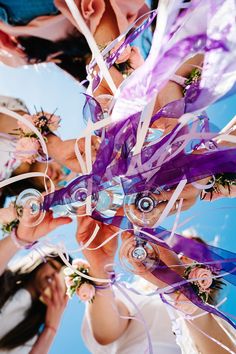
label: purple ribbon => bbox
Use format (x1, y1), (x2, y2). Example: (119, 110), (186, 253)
(113, 0), (234, 120)
(152, 259), (236, 330)
(88, 10), (157, 92)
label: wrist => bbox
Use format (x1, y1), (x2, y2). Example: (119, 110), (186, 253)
(11, 228), (37, 250)
(65, 260), (114, 301)
(46, 134), (61, 156)
(44, 324), (57, 335)
(90, 270), (111, 284)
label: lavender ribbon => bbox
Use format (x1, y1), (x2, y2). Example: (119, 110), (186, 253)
(41, 0), (236, 330)
(113, 0), (235, 121)
(152, 260), (236, 330)
(88, 11), (157, 92)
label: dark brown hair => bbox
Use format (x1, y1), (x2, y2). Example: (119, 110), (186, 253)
(0, 253), (70, 349)
(0, 178), (44, 208)
(17, 31), (91, 83)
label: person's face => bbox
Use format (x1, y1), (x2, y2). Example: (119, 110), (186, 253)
(14, 160), (73, 190)
(33, 260), (62, 295)
(30, 161), (73, 189)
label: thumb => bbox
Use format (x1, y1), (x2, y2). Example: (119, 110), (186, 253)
(76, 216), (98, 243)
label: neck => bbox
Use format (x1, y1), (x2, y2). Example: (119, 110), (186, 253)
(0, 114), (18, 133)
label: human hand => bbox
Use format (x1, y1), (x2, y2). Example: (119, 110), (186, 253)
(0, 204), (17, 225)
(128, 181), (209, 228)
(43, 273), (68, 331)
(17, 210), (72, 243)
(47, 135), (100, 173)
(76, 216), (118, 278)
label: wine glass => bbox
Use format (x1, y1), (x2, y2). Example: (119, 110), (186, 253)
(15, 176), (124, 226)
(119, 190), (163, 274)
(15, 185), (98, 226)
(15, 188), (46, 227)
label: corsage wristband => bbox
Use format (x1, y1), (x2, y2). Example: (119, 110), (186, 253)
(183, 262), (224, 304)
(1, 218), (19, 235)
(11, 111), (61, 164)
(201, 172), (236, 200)
(94, 283), (111, 290)
(167, 261), (224, 315)
(64, 259), (113, 303)
(10, 228), (38, 250)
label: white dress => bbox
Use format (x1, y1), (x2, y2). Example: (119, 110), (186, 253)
(82, 286), (181, 354)
(0, 95), (27, 181)
(82, 278), (236, 354)
(0, 289), (37, 354)
(169, 308), (236, 354)
(0, 135), (20, 182)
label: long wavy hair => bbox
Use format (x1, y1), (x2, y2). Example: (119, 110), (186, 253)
(0, 249), (70, 350)
(17, 31), (91, 82)
(0, 178), (44, 208)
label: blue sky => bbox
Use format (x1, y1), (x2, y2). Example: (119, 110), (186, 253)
(0, 61), (236, 354)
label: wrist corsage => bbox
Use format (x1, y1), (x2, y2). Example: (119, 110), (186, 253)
(184, 262), (224, 304)
(183, 67), (201, 103)
(183, 67), (201, 94)
(0, 203), (19, 235)
(11, 110), (60, 164)
(112, 45), (144, 78)
(99, 42), (144, 78)
(64, 259), (96, 303)
(0, 203), (37, 249)
(201, 173), (236, 201)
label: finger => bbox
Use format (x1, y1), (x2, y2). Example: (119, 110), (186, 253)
(202, 186), (230, 201)
(91, 135), (101, 151)
(48, 215), (73, 232)
(77, 137), (85, 153)
(201, 192), (215, 201)
(152, 185), (200, 201)
(50, 279), (59, 305)
(101, 221), (118, 235)
(120, 230), (133, 242)
(63, 294), (69, 306)
(76, 216), (98, 243)
(97, 224), (119, 255)
(41, 293), (52, 307)
(56, 273), (66, 300)
(179, 186), (201, 199)
(167, 198), (196, 215)
(152, 189), (176, 202)
(54, 273), (65, 304)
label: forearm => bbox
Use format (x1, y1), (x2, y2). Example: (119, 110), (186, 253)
(186, 311), (236, 354)
(87, 269), (129, 345)
(88, 287), (129, 345)
(0, 236), (18, 275)
(46, 134), (63, 160)
(29, 327), (56, 354)
(142, 245), (185, 292)
(152, 54), (204, 133)
(143, 247), (235, 352)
